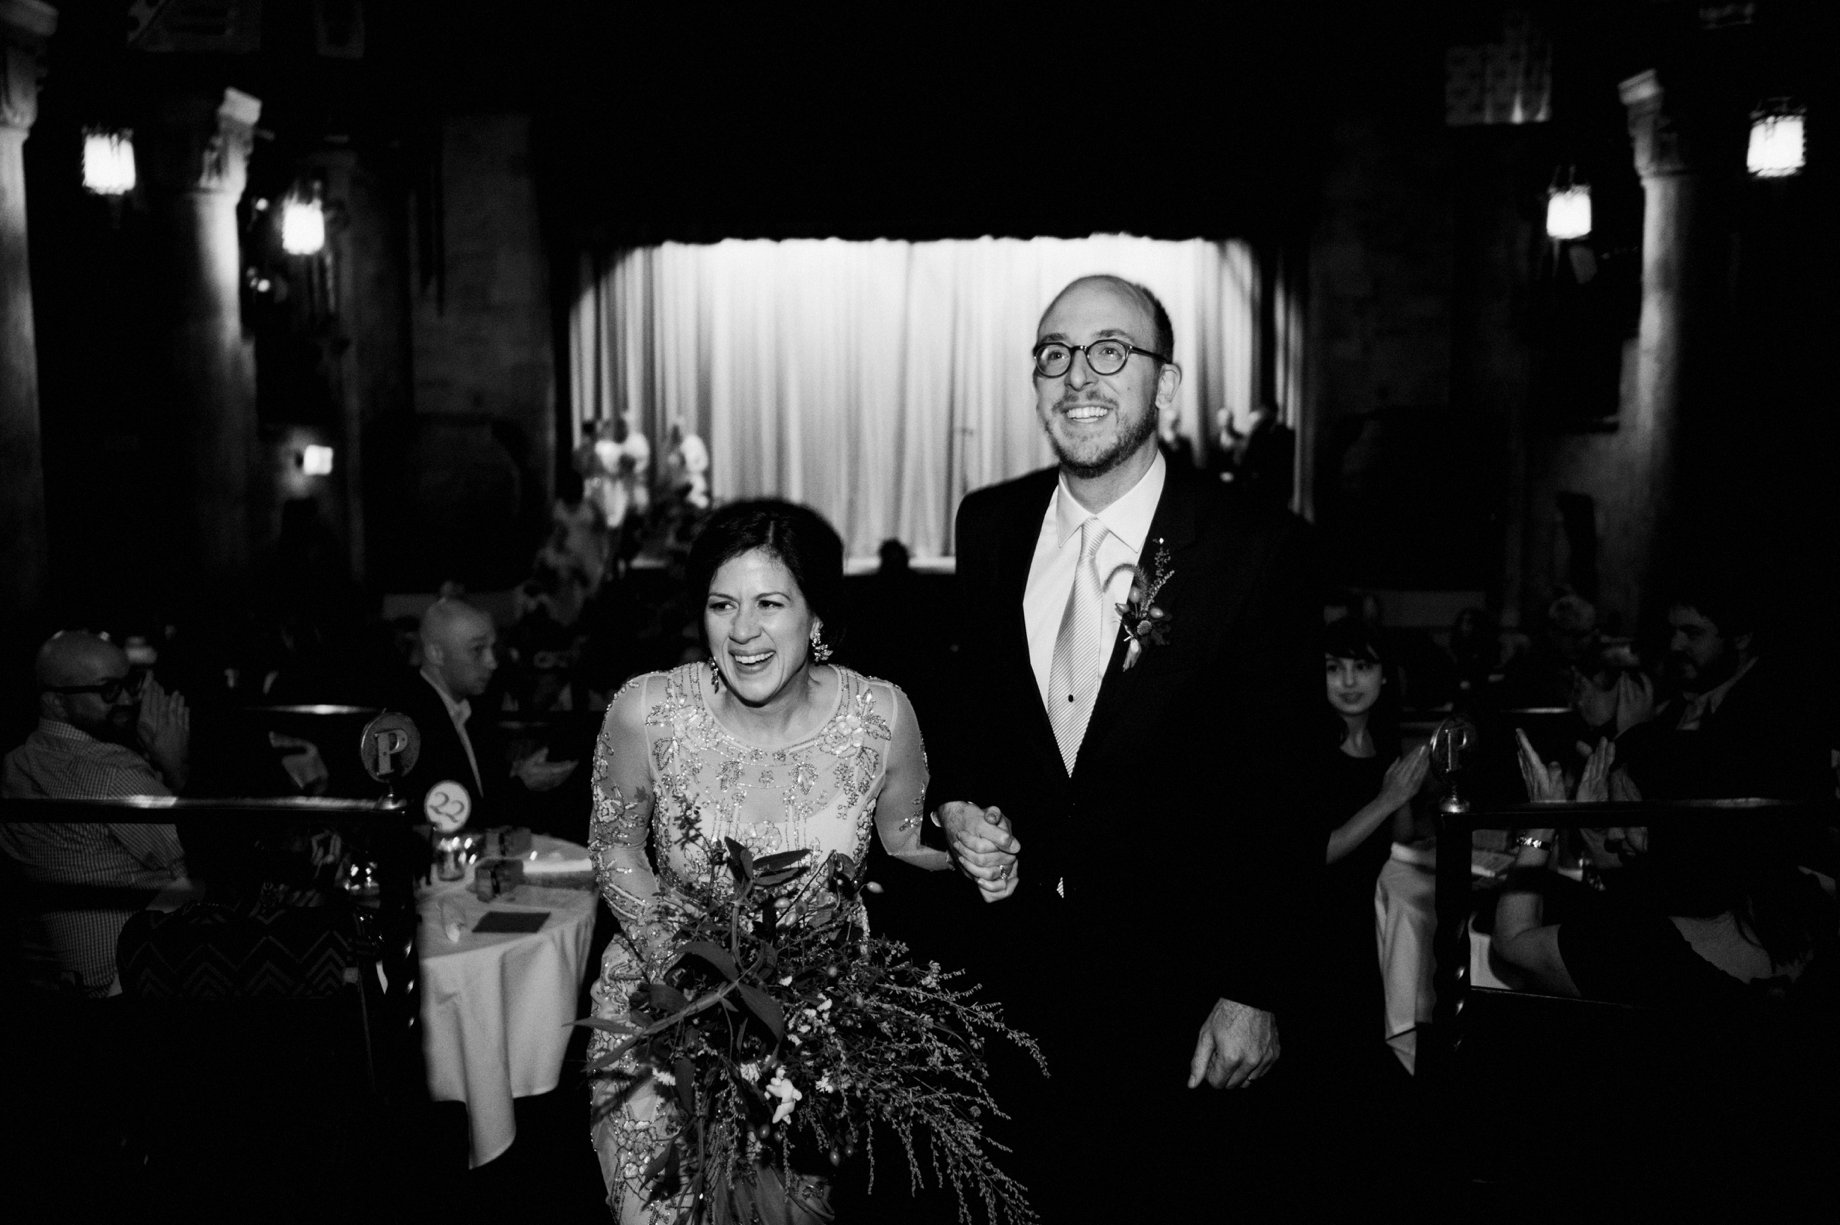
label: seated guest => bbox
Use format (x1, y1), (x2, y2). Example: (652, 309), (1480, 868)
(1500, 590), (1602, 708)
(1312, 618), (1428, 1078)
(1497, 735), (1839, 1210)
(1497, 734), (1834, 1008)
(386, 598), (577, 830)
(1599, 575), (1829, 801)
(0, 631), (192, 996)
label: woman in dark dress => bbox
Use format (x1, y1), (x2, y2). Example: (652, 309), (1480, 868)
(1315, 619), (1429, 1067)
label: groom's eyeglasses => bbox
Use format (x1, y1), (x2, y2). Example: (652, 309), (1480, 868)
(44, 673), (145, 703)
(1032, 339), (1171, 379)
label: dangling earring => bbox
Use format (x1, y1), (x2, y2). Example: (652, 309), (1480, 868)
(809, 621), (833, 665)
(707, 656), (723, 692)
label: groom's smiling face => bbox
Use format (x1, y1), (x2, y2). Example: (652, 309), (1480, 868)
(1033, 277), (1179, 482)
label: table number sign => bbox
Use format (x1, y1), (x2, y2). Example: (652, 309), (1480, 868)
(359, 711), (421, 785)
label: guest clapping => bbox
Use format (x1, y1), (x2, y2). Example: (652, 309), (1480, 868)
(1594, 575), (1828, 801)
(1320, 619), (1429, 869)
(1312, 618), (1428, 1073)
(0, 631), (192, 996)
(1493, 742), (1833, 1008)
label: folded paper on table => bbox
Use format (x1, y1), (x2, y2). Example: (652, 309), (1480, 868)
(471, 910), (551, 934)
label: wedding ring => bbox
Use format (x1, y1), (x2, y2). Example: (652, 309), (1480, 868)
(996, 863), (1011, 879)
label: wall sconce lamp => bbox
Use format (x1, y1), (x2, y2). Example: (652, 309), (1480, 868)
(82, 128), (136, 195)
(280, 183), (327, 255)
(1747, 100), (1806, 178)
(1544, 172), (1592, 241)
(299, 445), (335, 476)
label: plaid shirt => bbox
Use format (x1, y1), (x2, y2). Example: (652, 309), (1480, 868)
(0, 719), (188, 996)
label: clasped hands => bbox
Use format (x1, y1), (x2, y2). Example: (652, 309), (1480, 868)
(936, 801), (1020, 902)
(936, 800), (1279, 1089)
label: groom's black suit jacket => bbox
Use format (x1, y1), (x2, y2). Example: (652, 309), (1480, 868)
(928, 463), (1322, 1033)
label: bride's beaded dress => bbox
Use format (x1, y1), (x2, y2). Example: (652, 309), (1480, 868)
(585, 662), (928, 1222)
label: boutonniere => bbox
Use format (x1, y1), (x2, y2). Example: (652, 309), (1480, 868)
(1111, 538), (1175, 671)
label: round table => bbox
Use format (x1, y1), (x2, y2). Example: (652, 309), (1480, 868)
(417, 835), (598, 1167)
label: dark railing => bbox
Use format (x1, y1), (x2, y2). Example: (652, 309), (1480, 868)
(0, 793), (408, 821)
(1419, 796), (1823, 1084)
(0, 791), (423, 1099)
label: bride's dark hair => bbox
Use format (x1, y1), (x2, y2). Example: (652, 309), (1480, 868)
(687, 499), (847, 644)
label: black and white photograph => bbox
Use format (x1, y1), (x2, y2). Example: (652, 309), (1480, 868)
(2, 2), (1836, 1222)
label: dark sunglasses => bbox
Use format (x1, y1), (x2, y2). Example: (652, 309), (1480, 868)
(45, 673), (145, 703)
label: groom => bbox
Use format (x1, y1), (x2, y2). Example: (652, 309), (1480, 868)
(928, 275), (1321, 1216)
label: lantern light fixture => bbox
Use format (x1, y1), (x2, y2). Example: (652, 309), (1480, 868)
(1747, 99), (1806, 178)
(299, 445), (335, 476)
(1544, 169), (1592, 242)
(280, 186), (326, 255)
(82, 128), (136, 195)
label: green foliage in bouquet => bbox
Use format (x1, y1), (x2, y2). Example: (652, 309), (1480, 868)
(583, 837), (1043, 1225)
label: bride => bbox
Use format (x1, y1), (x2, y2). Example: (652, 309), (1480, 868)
(585, 499), (950, 1222)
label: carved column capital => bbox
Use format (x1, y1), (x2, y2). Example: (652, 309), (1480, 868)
(139, 86), (263, 196)
(1619, 67), (1746, 181)
(0, 0), (56, 133)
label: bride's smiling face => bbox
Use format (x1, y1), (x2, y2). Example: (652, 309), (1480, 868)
(705, 547), (818, 706)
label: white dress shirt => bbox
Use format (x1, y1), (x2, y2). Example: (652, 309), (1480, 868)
(1024, 452), (1167, 715)
(421, 668), (485, 794)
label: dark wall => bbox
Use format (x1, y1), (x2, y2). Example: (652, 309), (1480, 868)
(387, 113), (556, 593)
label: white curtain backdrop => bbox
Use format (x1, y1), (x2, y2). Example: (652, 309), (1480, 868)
(571, 235), (1283, 560)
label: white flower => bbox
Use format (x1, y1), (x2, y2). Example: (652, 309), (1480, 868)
(653, 1068), (676, 1087)
(817, 996), (832, 1012)
(740, 1061), (761, 1083)
(766, 1067), (803, 1124)
(815, 1074), (835, 1094)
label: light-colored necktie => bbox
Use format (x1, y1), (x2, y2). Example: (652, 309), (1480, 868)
(1047, 517), (1106, 775)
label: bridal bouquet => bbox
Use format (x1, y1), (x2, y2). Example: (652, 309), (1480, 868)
(584, 838), (1042, 1225)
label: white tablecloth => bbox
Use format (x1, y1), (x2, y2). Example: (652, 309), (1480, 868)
(1374, 841), (1514, 1075)
(417, 835), (597, 1167)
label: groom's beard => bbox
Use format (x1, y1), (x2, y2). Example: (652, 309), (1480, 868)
(1043, 391), (1159, 481)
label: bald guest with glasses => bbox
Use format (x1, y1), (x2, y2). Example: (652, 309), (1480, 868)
(1, 631), (192, 996)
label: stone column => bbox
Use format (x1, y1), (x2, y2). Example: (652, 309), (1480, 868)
(307, 143), (412, 587)
(0, 0), (54, 629)
(1616, 68), (1743, 618)
(136, 85), (261, 584)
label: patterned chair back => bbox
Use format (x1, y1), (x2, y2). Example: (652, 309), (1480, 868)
(117, 893), (367, 1001)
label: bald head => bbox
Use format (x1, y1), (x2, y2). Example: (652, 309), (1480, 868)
(35, 631), (138, 741)
(419, 599), (498, 699)
(1041, 275), (1174, 362)
(36, 632), (126, 690)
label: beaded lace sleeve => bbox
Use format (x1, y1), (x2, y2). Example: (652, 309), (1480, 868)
(871, 680), (949, 872)
(588, 675), (659, 930)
